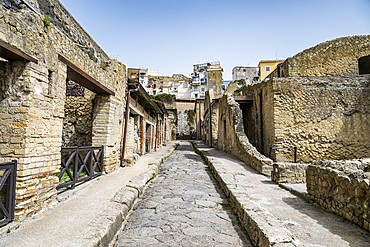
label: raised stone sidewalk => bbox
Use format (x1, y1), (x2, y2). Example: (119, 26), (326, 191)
(0, 141), (179, 247)
(193, 141), (370, 247)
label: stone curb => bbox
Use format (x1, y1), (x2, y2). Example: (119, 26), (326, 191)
(193, 142), (296, 247)
(67, 142), (179, 247)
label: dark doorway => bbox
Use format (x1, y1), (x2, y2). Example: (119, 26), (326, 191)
(239, 102), (257, 148)
(359, 55), (370, 75)
(259, 93), (264, 155)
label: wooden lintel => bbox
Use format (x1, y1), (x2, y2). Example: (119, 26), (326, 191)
(58, 52), (114, 96)
(0, 39), (38, 63)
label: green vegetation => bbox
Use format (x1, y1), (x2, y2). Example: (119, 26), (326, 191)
(57, 167), (87, 183)
(233, 86), (244, 96)
(150, 93), (176, 103)
(148, 205), (157, 209)
(43, 16), (50, 27)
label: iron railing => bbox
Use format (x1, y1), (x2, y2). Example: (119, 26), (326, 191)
(58, 146), (104, 190)
(0, 160), (17, 227)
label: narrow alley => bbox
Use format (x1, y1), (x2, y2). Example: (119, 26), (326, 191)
(115, 142), (251, 246)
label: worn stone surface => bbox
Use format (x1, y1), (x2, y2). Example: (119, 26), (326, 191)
(115, 142), (251, 247)
(195, 142), (370, 247)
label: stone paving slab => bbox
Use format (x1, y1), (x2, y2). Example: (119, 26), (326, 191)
(115, 142), (252, 247)
(0, 141), (178, 247)
(193, 141), (370, 247)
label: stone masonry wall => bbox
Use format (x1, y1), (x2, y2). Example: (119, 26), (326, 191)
(271, 163), (308, 184)
(63, 89), (95, 147)
(267, 35), (370, 79)
(306, 159), (370, 231)
(217, 94), (273, 175)
(0, 1), (127, 221)
(210, 101), (219, 147)
(244, 75), (370, 163)
(0, 60), (66, 221)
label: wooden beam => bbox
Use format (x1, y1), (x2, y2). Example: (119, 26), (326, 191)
(58, 52), (114, 96)
(0, 39), (38, 63)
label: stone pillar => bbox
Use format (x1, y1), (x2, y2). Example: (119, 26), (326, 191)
(0, 61), (66, 221)
(92, 95), (124, 173)
(139, 118), (145, 155)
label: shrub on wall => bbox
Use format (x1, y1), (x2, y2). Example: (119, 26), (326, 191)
(150, 93), (176, 103)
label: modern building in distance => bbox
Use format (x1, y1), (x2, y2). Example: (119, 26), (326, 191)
(129, 62), (223, 99)
(127, 67), (150, 92)
(191, 61), (224, 98)
(232, 66), (259, 83)
(258, 60), (285, 81)
(128, 68), (191, 96)
(148, 74), (191, 97)
(148, 70), (159, 76)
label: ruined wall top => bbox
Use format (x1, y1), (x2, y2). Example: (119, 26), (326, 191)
(0, 0), (126, 99)
(268, 35), (370, 79)
(8, 0), (110, 60)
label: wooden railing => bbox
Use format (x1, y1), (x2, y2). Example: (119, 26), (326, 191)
(0, 160), (17, 227)
(57, 146), (104, 190)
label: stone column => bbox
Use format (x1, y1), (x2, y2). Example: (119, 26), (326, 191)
(0, 61), (66, 221)
(92, 95), (124, 173)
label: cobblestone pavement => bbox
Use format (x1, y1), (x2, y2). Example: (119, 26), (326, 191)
(115, 142), (251, 247)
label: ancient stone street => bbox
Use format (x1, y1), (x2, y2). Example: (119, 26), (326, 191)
(115, 142), (251, 246)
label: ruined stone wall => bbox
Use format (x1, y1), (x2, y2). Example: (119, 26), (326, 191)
(0, 60), (65, 221)
(63, 89), (95, 147)
(123, 96), (159, 163)
(244, 75), (370, 163)
(307, 159), (370, 231)
(209, 100), (219, 147)
(195, 100), (204, 140)
(175, 101), (195, 136)
(166, 109), (177, 141)
(243, 81), (275, 157)
(0, 1), (127, 221)
(217, 94), (273, 175)
(207, 69), (223, 97)
(203, 91), (212, 145)
(203, 91), (219, 147)
(271, 163), (308, 184)
(267, 35), (370, 79)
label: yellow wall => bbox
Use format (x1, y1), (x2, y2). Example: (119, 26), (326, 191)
(258, 60), (284, 81)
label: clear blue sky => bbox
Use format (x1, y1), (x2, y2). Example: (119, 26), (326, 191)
(59, 0), (369, 80)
